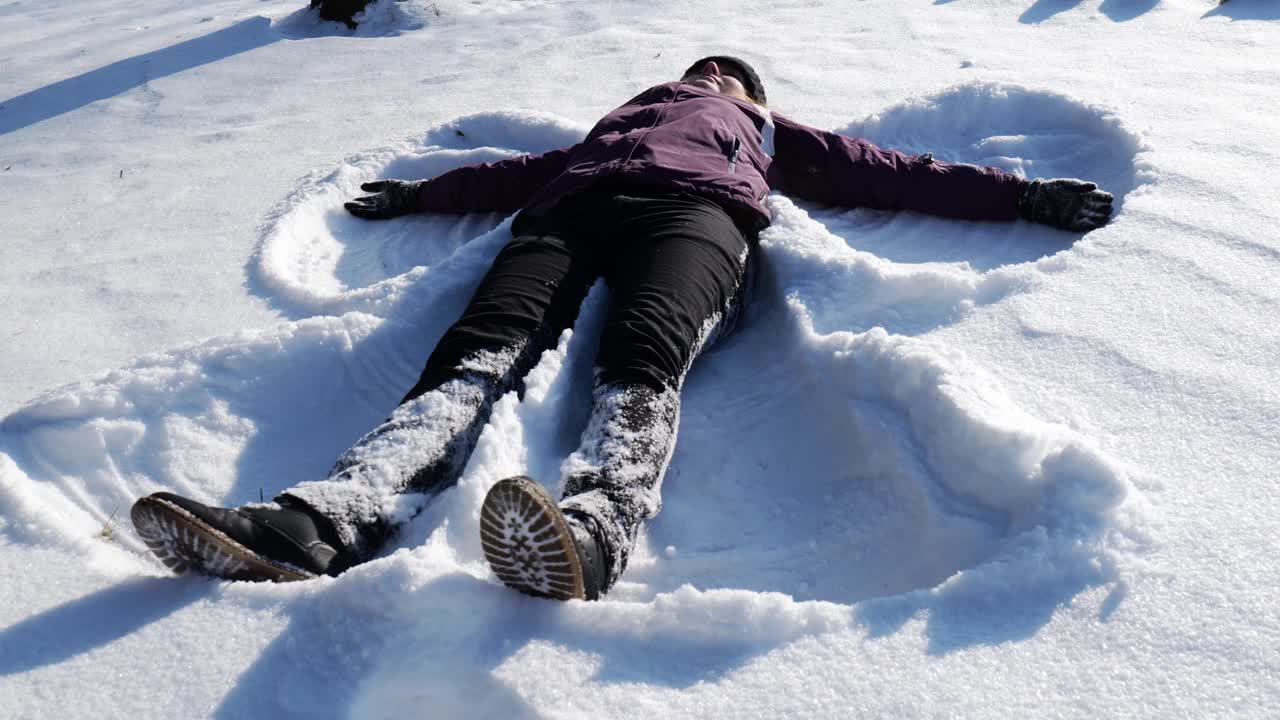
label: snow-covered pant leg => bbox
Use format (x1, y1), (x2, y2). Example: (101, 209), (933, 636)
(280, 233), (599, 561)
(559, 192), (752, 590)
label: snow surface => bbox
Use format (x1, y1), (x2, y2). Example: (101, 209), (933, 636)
(2, 0), (1279, 717)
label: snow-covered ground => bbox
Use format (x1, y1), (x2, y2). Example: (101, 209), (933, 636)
(2, 0), (1278, 717)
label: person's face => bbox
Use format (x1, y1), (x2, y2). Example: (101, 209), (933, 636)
(681, 61), (752, 102)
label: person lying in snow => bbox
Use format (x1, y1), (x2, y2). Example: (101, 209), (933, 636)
(131, 56), (1114, 600)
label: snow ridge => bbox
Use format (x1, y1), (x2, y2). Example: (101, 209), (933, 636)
(251, 110), (588, 316)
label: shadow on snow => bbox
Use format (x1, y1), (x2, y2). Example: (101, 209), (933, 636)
(0, 17), (279, 137)
(0, 4), (430, 137)
(0, 577), (208, 676)
(1203, 0), (1280, 21)
(1016, 0), (1161, 24)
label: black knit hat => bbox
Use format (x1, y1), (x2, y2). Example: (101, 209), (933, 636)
(683, 55), (767, 105)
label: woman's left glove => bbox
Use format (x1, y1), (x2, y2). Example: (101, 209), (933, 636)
(344, 179), (425, 220)
(1018, 178), (1114, 232)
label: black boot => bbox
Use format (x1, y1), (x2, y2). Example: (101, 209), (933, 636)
(131, 492), (350, 582)
(479, 476), (608, 601)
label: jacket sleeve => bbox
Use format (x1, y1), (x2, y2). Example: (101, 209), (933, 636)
(766, 114), (1023, 221)
(414, 145), (579, 214)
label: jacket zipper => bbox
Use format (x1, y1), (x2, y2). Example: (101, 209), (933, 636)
(621, 88), (678, 167)
(728, 136), (741, 174)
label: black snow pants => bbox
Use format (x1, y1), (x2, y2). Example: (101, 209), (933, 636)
(280, 185), (754, 590)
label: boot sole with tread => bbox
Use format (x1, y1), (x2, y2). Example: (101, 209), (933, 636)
(480, 476), (586, 601)
(131, 496), (314, 582)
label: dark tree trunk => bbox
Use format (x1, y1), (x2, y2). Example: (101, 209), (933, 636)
(310, 0), (374, 28)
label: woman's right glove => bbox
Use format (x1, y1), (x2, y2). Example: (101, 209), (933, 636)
(1018, 178), (1114, 232)
(344, 179), (425, 220)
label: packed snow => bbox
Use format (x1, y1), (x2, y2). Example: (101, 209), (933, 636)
(2, 0), (1278, 717)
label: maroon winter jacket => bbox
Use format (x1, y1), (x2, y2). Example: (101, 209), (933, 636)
(414, 82), (1024, 229)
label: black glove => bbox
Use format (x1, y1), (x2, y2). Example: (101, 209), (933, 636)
(344, 180), (425, 220)
(1018, 178), (1114, 232)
